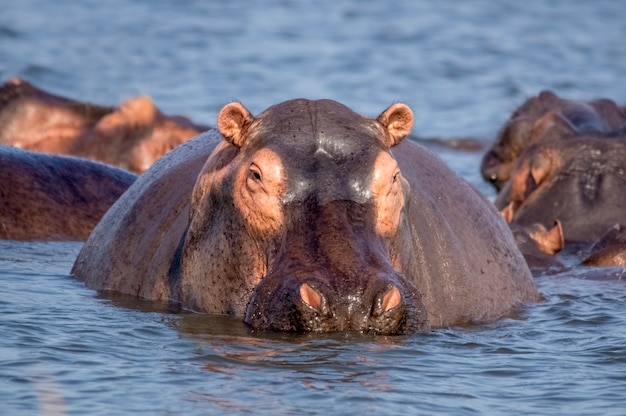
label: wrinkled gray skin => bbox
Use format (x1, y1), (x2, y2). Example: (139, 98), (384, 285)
(508, 134), (626, 243)
(481, 90), (626, 192)
(72, 99), (538, 334)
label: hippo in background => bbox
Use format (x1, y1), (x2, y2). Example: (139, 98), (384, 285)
(582, 224), (626, 267)
(506, 221), (565, 274)
(0, 77), (209, 173)
(0, 145), (136, 241)
(500, 128), (626, 245)
(72, 98), (539, 335)
(481, 90), (626, 192)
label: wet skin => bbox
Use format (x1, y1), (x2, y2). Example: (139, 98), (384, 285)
(0, 145), (136, 240)
(507, 222), (565, 275)
(72, 99), (538, 334)
(481, 90), (626, 192)
(582, 224), (626, 267)
(502, 132), (626, 244)
(0, 77), (208, 173)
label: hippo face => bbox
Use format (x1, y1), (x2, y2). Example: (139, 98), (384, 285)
(481, 90), (625, 192)
(180, 99), (427, 334)
(481, 91), (560, 191)
(502, 134), (626, 243)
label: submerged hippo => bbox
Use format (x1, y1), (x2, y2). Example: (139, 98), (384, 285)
(0, 77), (208, 173)
(507, 221), (565, 274)
(501, 130), (626, 244)
(72, 99), (538, 334)
(0, 145), (136, 241)
(582, 224), (626, 267)
(481, 90), (626, 192)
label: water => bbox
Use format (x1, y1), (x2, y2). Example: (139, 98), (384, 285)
(2, 1), (626, 414)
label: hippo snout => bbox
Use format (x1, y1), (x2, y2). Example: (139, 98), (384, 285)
(244, 273), (429, 335)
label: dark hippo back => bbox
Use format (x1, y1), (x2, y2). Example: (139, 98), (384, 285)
(0, 145), (136, 240)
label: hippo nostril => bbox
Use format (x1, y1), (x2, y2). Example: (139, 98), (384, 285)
(381, 286), (402, 312)
(300, 283), (323, 311)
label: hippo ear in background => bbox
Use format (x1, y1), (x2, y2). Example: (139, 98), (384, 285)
(529, 153), (552, 189)
(500, 202), (515, 223)
(529, 220), (564, 255)
(537, 90), (560, 103)
(217, 102), (255, 148)
(119, 96), (158, 123)
(96, 96), (158, 130)
(377, 103), (414, 147)
(530, 112), (576, 144)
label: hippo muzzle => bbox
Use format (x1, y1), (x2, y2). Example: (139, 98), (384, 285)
(245, 270), (427, 334)
(243, 200), (429, 334)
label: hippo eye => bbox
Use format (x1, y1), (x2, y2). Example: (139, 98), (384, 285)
(249, 164), (262, 182)
(392, 170), (400, 184)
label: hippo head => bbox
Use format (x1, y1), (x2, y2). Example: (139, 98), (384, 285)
(501, 134), (626, 243)
(180, 99), (428, 334)
(481, 91), (561, 191)
(481, 90), (612, 192)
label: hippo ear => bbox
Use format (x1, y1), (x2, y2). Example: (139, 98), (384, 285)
(530, 112), (576, 144)
(500, 202), (515, 223)
(217, 102), (255, 148)
(537, 90), (559, 103)
(529, 153), (552, 188)
(529, 220), (564, 255)
(95, 96), (157, 130)
(377, 103), (414, 147)
(120, 96), (159, 123)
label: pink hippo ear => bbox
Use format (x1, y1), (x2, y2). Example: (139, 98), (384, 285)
(528, 220), (564, 255)
(118, 96), (158, 123)
(217, 102), (255, 148)
(377, 103), (414, 147)
(500, 202), (515, 223)
(96, 96), (158, 130)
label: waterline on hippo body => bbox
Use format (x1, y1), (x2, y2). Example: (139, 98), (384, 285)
(72, 99), (538, 334)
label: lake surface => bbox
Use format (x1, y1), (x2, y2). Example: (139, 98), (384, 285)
(2, 1), (626, 414)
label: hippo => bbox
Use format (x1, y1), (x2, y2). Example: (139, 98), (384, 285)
(0, 145), (136, 240)
(0, 77), (208, 173)
(481, 90), (626, 192)
(507, 221), (565, 274)
(501, 130), (626, 244)
(582, 224), (626, 267)
(72, 99), (539, 334)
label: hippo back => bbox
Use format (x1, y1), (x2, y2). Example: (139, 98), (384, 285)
(0, 145), (135, 241)
(394, 141), (538, 327)
(72, 130), (221, 297)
